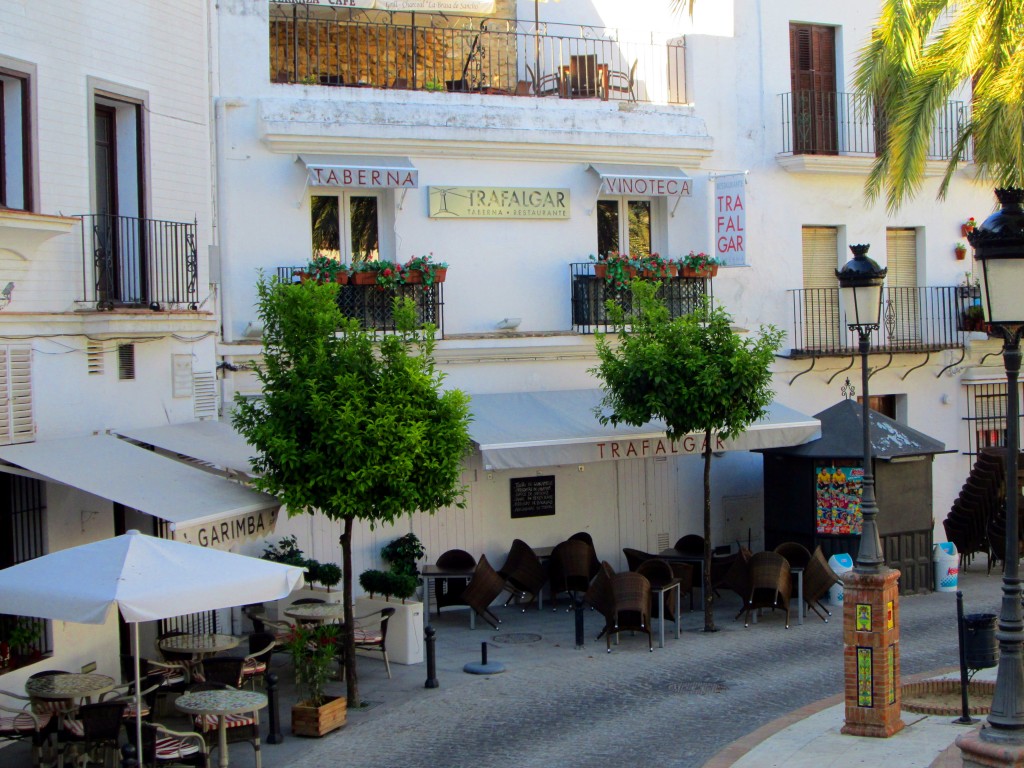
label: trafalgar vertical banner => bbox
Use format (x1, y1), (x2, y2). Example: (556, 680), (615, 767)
(714, 173), (747, 267)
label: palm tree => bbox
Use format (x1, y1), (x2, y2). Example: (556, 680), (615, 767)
(855, 0), (1024, 211)
(669, 0), (696, 16)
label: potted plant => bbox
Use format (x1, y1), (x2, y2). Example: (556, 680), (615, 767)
(680, 251), (722, 278)
(355, 533), (425, 665)
(350, 259), (392, 285)
(591, 252), (637, 290)
(0, 618), (41, 668)
(261, 536), (343, 619)
(638, 253), (677, 279)
(958, 273), (981, 299)
(962, 217), (977, 237)
(955, 241), (968, 260)
(299, 256), (348, 284)
(961, 304), (986, 332)
(287, 623), (346, 737)
(402, 254), (448, 286)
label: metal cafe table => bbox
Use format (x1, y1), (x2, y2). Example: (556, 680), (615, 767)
(650, 577), (682, 648)
(284, 602), (347, 625)
(175, 688), (266, 768)
(421, 563), (477, 628)
(25, 672), (116, 705)
(158, 633), (241, 660)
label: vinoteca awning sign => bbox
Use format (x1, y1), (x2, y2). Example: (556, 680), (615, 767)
(429, 187), (570, 219)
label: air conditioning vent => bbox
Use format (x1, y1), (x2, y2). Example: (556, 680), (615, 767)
(118, 344), (135, 381)
(0, 346), (34, 445)
(193, 371), (217, 419)
(87, 340), (104, 375)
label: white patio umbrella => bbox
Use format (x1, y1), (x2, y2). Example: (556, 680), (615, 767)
(0, 530), (305, 761)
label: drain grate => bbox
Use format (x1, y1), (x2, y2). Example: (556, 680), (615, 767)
(668, 680), (727, 695)
(491, 632), (542, 644)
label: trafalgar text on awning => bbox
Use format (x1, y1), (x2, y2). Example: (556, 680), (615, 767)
(299, 155), (418, 189)
(468, 390), (820, 471)
(271, 0), (495, 11)
(0, 434), (280, 549)
(589, 163), (693, 197)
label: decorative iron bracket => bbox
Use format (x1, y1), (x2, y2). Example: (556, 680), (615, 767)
(826, 356), (855, 385)
(900, 352), (932, 381)
(787, 357), (817, 385)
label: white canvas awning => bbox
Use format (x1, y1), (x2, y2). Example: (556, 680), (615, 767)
(271, 0), (494, 11)
(469, 390), (820, 470)
(0, 434), (280, 549)
(299, 154), (419, 189)
(116, 421), (257, 477)
(589, 163), (693, 197)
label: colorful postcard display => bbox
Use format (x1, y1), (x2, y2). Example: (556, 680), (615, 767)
(815, 464), (864, 535)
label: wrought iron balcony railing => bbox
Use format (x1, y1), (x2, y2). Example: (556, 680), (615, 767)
(270, 9), (685, 104)
(79, 214), (198, 310)
(787, 285), (967, 357)
(779, 91), (968, 161)
(570, 262), (710, 334)
(276, 267), (445, 337)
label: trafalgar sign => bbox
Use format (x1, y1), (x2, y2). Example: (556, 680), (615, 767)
(714, 173), (747, 266)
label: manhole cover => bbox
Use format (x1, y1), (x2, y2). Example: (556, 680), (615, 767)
(668, 680), (727, 695)
(491, 633), (542, 644)
(902, 680), (995, 715)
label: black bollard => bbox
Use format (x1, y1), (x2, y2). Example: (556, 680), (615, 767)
(424, 625), (439, 689)
(954, 590), (978, 725)
(121, 741), (139, 768)
(574, 597), (585, 649)
(481, 642), (488, 666)
(265, 671), (284, 743)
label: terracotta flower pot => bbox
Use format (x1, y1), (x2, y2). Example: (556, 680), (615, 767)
(682, 264), (719, 278)
(352, 271), (378, 285)
(961, 224), (974, 238)
(955, 247), (967, 261)
(404, 270), (423, 284)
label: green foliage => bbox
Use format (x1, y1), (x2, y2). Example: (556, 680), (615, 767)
(2, 618), (40, 652)
(305, 255), (345, 283)
(380, 533), (425, 577)
(315, 562), (343, 589)
(357, 570), (418, 601)
(358, 569), (389, 597)
(232, 274), (472, 704)
(285, 623), (339, 707)
(592, 283), (783, 444)
(261, 535), (341, 589)
(855, 0), (1024, 210)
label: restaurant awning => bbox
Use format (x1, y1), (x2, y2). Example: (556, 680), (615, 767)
(469, 389), (820, 471)
(588, 163), (693, 197)
(298, 154), (419, 189)
(271, 0), (494, 11)
(115, 420), (257, 477)
(0, 434), (280, 549)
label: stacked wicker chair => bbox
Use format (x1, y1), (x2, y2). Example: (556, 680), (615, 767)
(712, 547), (753, 617)
(622, 547), (656, 572)
(743, 551), (792, 629)
(773, 541), (812, 609)
(462, 554), (506, 629)
(801, 547), (841, 622)
(583, 562), (616, 639)
(636, 557), (678, 622)
(432, 549), (477, 617)
(548, 538), (595, 609)
(568, 531), (602, 581)
(498, 539), (547, 611)
(605, 571), (653, 652)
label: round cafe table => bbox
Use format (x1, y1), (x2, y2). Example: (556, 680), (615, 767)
(175, 688), (266, 768)
(158, 633), (240, 660)
(25, 672), (116, 704)
(284, 602), (347, 624)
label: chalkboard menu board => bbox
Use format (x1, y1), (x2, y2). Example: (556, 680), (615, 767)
(510, 475), (556, 519)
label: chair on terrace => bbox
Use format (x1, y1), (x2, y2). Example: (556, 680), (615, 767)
(498, 539), (547, 611)
(141, 721), (209, 768)
(606, 571), (653, 653)
(186, 682), (261, 768)
(432, 549), (477, 618)
(462, 555), (506, 629)
(743, 551), (792, 629)
(548, 539), (594, 609)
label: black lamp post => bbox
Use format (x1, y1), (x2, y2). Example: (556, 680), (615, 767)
(836, 244), (888, 574)
(969, 188), (1024, 741)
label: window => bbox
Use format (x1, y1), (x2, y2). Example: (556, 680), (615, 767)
(801, 226), (840, 350)
(789, 24), (837, 155)
(886, 228), (920, 344)
(0, 65), (32, 211)
(965, 382), (1023, 458)
(597, 198), (652, 257)
(311, 193), (380, 263)
(0, 474), (50, 670)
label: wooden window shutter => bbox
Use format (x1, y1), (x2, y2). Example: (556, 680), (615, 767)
(885, 228), (917, 287)
(886, 228), (920, 343)
(0, 346), (34, 445)
(802, 227), (839, 289)
(801, 227), (840, 350)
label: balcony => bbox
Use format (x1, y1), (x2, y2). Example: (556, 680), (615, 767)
(570, 263), (710, 334)
(79, 214), (199, 311)
(786, 286), (967, 358)
(778, 91), (968, 161)
(276, 267), (445, 337)
(269, 8), (685, 104)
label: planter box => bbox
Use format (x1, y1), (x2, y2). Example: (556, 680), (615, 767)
(265, 586), (343, 622)
(292, 695), (346, 737)
(354, 596), (423, 665)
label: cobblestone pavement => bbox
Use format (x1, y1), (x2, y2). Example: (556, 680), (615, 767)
(0, 563), (999, 768)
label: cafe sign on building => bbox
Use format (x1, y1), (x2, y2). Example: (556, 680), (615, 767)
(429, 187), (570, 219)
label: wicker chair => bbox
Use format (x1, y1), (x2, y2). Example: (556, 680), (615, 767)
(197, 657), (244, 688)
(622, 547), (655, 572)
(241, 632), (276, 690)
(462, 554), (506, 629)
(0, 689), (53, 768)
(141, 721), (209, 768)
(667, 561), (695, 611)
(636, 558), (678, 622)
(99, 673), (163, 722)
(433, 549), (477, 617)
(743, 551), (792, 629)
(549, 539), (594, 609)
(583, 561), (616, 639)
(568, 531), (602, 580)
(673, 535), (705, 555)
(606, 571), (653, 653)
(59, 700), (127, 768)
(774, 541), (813, 603)
(352, 606), (396, 679)
(289, 597), (327, 627)
(711, 547), (753, 615)
(801, 547), (841, 622)
(498, 539), (547, 611)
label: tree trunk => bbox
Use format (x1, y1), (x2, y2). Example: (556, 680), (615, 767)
(702, 431), (717, 632)
(340, 516), (359, 706)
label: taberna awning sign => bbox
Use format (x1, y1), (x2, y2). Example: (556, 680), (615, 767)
(299, 155), (419, 189)
(588, 163), (692, 197)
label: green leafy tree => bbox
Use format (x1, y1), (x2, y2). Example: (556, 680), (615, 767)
(232, 276), (471, 705)
(591, 283), (783, 631)
(855, 0), (1024, 211)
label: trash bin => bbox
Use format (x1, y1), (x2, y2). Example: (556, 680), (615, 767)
(963, 612), (998, 669)
(933, 541), (958, 592)
(827, 553), (854, 605)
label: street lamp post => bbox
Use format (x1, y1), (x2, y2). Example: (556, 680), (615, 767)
(836, 244), (904, 738)
(836, 243), (887, 575)
(959, 189), (1024, 754)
